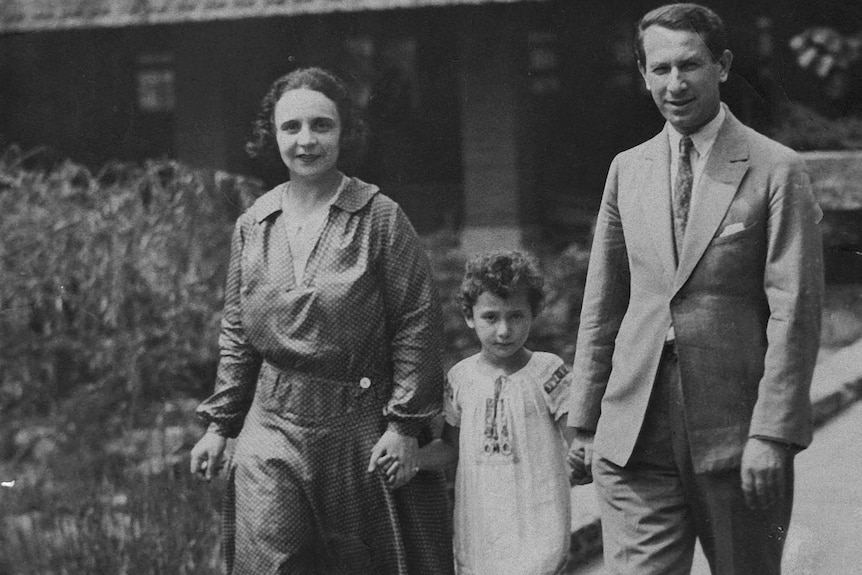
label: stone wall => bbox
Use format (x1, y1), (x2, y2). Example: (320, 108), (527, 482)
(803, 150), (862, 284)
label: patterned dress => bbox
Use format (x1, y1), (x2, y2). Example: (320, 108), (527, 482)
(444, 352), (572, 575)
(196, 176), (454, 574)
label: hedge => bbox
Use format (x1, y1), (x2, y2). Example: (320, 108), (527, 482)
(0, 145), (588, 436)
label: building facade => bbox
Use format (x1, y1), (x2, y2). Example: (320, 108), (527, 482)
(1, 0), (855, 247)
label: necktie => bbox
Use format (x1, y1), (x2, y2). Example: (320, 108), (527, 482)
(673, 136), (694, 260)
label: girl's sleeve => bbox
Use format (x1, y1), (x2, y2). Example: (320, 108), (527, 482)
(377, 201), (445, 437)
(195, 216), (262, 438)
(542, 357), (572, 421)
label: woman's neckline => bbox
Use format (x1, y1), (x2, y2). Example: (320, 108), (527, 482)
(282, 173), (346, 216)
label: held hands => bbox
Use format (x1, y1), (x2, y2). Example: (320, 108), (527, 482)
(567, 429), (595, 486)
(189, 430), (227, 481)
(368, 429), (419, 489)
(741, 437), (791, 510)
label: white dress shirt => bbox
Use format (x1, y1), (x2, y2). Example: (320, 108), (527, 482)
(666, 104), (727, 342)
(667, 104), (727, 221)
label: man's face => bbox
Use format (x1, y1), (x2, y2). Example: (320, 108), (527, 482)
(639, 25), (732, 134)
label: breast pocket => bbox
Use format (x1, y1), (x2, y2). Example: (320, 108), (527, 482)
(699, 219), (766, 294)
(711, 221), (757, 246)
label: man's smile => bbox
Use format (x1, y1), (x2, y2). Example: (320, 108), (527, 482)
(666, 97), (695, 108)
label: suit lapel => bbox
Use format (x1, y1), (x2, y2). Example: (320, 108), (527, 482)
(674, 112), (751, 292)
(637, 130), (677, 284)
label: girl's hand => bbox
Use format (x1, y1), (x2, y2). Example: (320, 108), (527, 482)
(567, 429), (595, 486)
(190, 430), (227, 481)
(368, 429), (419, 489)
(376, 453), (401, 487)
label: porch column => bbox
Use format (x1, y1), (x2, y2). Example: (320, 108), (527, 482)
(174, 25), (228, 169)
(457, 12), (525, 253)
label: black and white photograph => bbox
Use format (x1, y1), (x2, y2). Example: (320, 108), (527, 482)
(1, 1), (860, 573)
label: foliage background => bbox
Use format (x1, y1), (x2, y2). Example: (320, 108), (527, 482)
(3, 144), (857, 574)
(0, 147), (588, 574)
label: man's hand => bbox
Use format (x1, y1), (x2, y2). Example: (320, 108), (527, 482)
(567, 429), (595, 486)
(190, 430), (227, 481)
(741, 437), (791, 510)
(368, 429), (419, 489)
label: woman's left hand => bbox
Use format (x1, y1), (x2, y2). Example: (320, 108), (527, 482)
(368, 429), (419, 489)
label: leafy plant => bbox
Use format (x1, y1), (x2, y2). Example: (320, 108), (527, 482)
(771, 101), (862, 151)
(0, 146), (258, 424)
(0, 144), (591, 574)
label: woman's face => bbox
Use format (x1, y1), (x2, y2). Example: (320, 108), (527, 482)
(274, 88), (342, 181)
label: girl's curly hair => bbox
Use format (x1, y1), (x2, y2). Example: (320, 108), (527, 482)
(245, 67), (368, 173)
(459, 251), (545, 318)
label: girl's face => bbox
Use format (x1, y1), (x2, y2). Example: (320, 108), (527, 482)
(274, 88), (342, 181)
(466, 289), (534, 368)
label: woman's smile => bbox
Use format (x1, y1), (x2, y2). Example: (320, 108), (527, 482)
(274, 88), (342, 181)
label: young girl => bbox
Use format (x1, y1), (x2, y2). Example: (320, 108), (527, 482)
(382, 251), (576, 575)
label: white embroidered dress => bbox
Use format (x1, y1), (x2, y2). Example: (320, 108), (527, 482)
(445, 351), (572, 575)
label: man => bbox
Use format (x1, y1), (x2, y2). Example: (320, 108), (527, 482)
(567, 4), (824, 574)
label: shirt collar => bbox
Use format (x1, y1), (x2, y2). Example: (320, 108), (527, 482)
(666, 102), (727, 158)
(251, 175), (379, 223)
(279, 174), (348, 215)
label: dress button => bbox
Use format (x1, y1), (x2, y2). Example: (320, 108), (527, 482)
(359, 377), (371, 389)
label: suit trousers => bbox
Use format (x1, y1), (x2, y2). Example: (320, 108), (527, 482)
(593, 343), (794, 575)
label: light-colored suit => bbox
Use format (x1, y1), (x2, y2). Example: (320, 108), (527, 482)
(568, 107), (823, 473)
(568, 107), (824, 573)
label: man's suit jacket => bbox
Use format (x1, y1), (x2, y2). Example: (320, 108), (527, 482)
(568, 108), (824, 474)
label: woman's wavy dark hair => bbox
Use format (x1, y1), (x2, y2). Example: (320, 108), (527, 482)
(245, 67), (368, 173)
(459, 251), (545, 318)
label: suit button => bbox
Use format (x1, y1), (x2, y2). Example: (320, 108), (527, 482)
(359, 377), (371, 389)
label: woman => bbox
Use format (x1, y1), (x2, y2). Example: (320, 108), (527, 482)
(190, 67), (453, 575)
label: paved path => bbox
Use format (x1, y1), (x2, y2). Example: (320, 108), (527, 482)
(780, 400), (862, 574)
(568, 337), (862, 573)
(571, 402), (862, 574)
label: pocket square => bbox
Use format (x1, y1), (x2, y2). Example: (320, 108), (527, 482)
(718, 222), (746, 238)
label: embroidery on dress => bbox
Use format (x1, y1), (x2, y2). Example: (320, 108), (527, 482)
(481, 376), (514, 458)
(543, 364), (571, 403)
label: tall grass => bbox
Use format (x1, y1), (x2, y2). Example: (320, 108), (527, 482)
(0, 448), (224, 574)
(0, 147), (253, 574)
(0, 146), (255, 421)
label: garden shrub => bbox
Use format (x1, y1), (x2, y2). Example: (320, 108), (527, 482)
(0, 146), (254, 574)
(1, 145), (589, 432)
(771, 101), (862, 151)
(0, 144), (591, 573)
(0, 146), (258, 428)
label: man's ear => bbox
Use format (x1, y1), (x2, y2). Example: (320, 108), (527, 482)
(718, 49), (733, 83)
(638, 62), (650, 91)
(464, 314), (475, 329)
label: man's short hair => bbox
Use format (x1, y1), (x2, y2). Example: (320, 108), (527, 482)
(635, 3), (728, 66)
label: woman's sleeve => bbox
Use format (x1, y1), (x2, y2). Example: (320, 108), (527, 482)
(377, 203), (445, 437)
(195, 216), (262, 438)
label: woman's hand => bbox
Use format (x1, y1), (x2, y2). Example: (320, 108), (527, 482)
(190, 430), (227, 481)
(368, 429), (418, 489)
